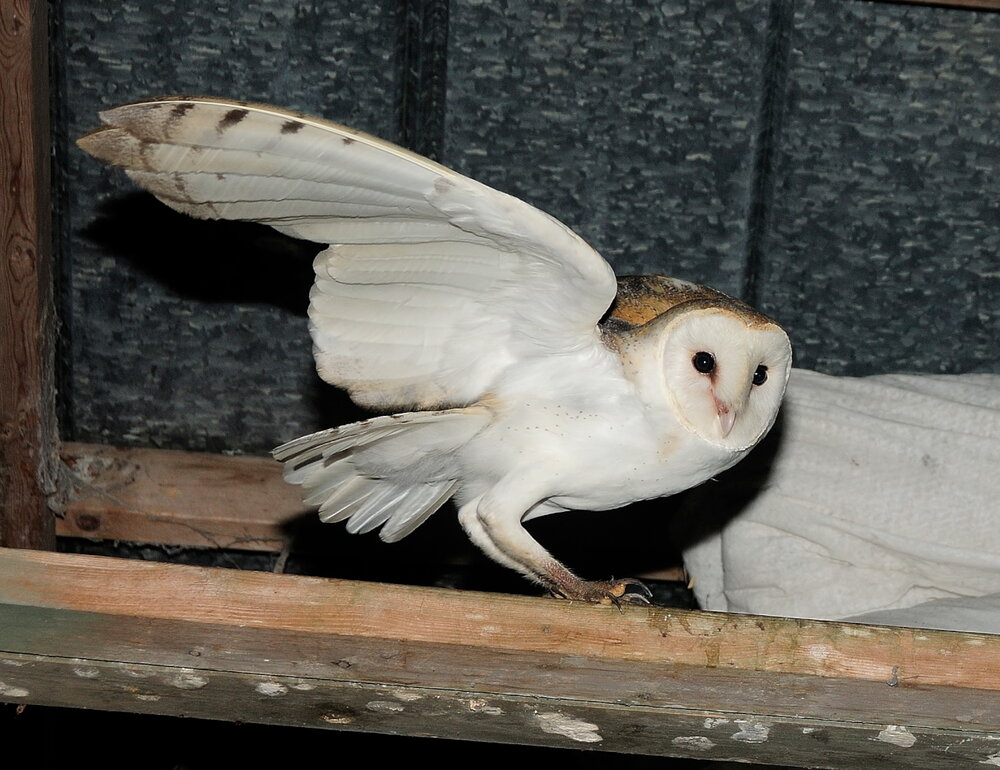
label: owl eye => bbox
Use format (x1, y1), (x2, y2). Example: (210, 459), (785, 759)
(692, 351), (716, 374)
(752, 365), (768, 386)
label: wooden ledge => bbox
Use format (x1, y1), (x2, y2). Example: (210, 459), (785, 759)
(58, 442), (305, 551)
(2, 547), (999, 767)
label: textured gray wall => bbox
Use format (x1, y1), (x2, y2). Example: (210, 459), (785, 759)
(756, 0), (1000, 375)
(54, 0), (999, 454)
(55, 1), (397, 452)
(446, 0), (770, 293)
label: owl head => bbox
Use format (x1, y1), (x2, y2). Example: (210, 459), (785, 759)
(616, 298), (792, 452)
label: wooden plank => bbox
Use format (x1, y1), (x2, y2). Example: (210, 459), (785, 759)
(2, 548), (999, 767)
(56, 442), (689, 585)
(5, 650), (999, 769)
(59, 442), (306, 551)
(0, 0), (58, 549)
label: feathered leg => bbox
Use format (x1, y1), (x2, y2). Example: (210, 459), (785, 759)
(458, 484), (651, 606)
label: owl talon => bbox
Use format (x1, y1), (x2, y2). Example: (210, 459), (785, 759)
(550, 577), (652, 606)
(609, 578), (653, 605)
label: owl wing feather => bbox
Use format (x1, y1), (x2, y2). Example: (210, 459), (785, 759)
(78, 96), (618, 410)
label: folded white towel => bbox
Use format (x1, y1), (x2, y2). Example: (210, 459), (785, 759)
(677, 368), (1000, 633)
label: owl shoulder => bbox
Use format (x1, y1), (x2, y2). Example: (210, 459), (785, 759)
(602, 275), (724, 328)
(601, 274), (779, 334)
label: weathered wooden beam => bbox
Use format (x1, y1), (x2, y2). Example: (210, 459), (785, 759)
(2, 547), (999, 767)
(0, 0), (58, 549)
(58, 442), (305, 552)
(56, 442), (690, 587)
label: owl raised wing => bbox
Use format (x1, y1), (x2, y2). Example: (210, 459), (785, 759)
(78, 97), (617, 411)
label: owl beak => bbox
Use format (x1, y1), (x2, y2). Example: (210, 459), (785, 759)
(715, 398), (736, 438)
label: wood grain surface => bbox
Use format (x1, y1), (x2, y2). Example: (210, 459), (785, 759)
(3, 546), (1000, 767)
(0, 0), (58, 549)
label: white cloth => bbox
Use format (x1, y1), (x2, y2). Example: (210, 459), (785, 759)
(677, 368), (1000, 634)
(845, 593), (1000, 634)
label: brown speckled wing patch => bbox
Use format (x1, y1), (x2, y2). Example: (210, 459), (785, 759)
(605, 275), (780, 331)
(607, 275), (721, 327)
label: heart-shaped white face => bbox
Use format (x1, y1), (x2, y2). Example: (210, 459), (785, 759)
(658, 308), (792, 451)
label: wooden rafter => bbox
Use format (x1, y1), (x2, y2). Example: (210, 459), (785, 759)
(58, 442), (302, 552)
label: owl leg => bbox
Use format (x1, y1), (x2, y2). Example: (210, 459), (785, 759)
(457, 492), (651, 606)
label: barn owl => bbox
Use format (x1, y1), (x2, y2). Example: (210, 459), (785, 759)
(79, 97), (792, 605)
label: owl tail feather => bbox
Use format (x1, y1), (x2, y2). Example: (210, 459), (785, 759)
(273, 407), (490, 542)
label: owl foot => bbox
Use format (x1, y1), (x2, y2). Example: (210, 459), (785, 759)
(550, 577), (652, 607)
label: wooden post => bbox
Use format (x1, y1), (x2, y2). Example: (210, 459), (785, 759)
(0, 0), (59, 549)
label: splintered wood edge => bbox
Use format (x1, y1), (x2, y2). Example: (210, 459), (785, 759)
(2, 546), (998, 691)
(58, 442), (307, 551)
